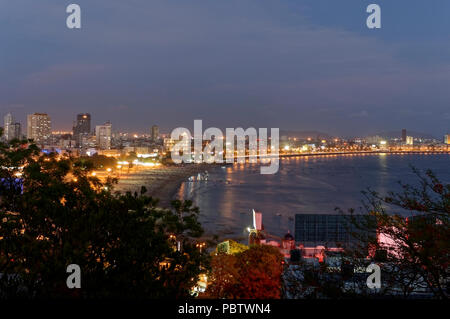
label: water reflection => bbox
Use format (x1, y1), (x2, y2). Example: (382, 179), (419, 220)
(177, 154), (450, 240)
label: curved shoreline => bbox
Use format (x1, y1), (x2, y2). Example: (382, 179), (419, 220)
(278, 150), (450, 158)
(177, 152), (450, 242)
(113, 163), (217, 207)
(113, 151), (448, 208)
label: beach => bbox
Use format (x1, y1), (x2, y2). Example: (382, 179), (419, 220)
(112, 163), (215, 207)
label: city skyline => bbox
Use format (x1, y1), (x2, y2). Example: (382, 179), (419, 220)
(1, 1), (450, 136)
(1, 110), (448, 140)
(0, 1), (449, 304)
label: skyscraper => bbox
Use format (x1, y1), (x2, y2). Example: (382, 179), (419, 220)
(406, 136), (414, 145)
(73, 113), (91, 146)
(151, 125), (159, 141)
(445, 134), (450, 145)
(27, 113), (51, 145)
(13, 122), (21, 140)
(401, 129), (407, 143)
(95, 122), (112, 150)
(3, 113), (15, 141)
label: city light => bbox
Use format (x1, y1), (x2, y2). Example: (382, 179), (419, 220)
(196, 242), (206, 253)
(3, 1), (450, 303)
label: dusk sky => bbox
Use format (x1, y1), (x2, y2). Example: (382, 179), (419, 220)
(1, 0), (450, 137)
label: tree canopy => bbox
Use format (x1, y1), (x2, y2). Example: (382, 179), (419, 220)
(0, 133), (208, 298)
(203, 244), (284, 299)
(339, 168), (449, 299)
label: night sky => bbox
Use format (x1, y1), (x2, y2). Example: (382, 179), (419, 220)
(1, 0), (450, 136)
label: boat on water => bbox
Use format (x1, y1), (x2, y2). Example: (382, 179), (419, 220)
(188, 171), (209, 182)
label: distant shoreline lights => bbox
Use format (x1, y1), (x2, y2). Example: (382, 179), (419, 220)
(170, 120), (279, 175)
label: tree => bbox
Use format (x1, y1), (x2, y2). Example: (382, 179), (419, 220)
(216, 239), (248, 255)
(203, 244), (283, 299)
(202, 253), (239, 299)
(283, 168), (449, 299)
(342, 168), (449, 299)
(80, 154), (116, 169)
(0, 133), (208, 298)
(236, 245), (284, 299)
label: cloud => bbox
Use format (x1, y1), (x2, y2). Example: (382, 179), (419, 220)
(0, 104), (25, 110)
(349, 110), (369, 118)
(108, 105), (130, 112)
(23, 64), (105, 87)
(2, 1), (450, 136)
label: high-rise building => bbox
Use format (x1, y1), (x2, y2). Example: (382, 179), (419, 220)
(13, 122), (21, 140)
(163, 137), (175, 152)
(73, 113), (91, 146)
(151, 125), (159, 141)
(445, 134), (450, 145)
(406, 136), (414, 145)
(27, 113), (51, 145)
(365, 135), (383, 144)
(401, 129), (407, 143)
(95, 122), (112, 150)
(3, 113), (15, 141)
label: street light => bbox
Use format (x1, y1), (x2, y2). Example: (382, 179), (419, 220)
(196, 242), (206, 253)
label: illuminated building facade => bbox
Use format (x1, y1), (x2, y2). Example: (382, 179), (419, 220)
(95, 122), (112, 150)
(27, 113), (51, 145)
(406, 136), (414, 145)
(163, 137), (176, 152)
(73, 113), (91, 147)
(3, 113), (21, 141)
(151, 125), (159, 141)
(3, 113), (14, 141)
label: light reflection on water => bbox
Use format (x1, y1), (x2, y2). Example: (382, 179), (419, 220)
(177, 154), (450, 241)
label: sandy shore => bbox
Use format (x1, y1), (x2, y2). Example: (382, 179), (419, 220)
(112, 163), (215, 207)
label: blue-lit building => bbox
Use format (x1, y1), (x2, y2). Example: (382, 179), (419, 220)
(294, 214), (376, 247)
(0, 178), (24, 195)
